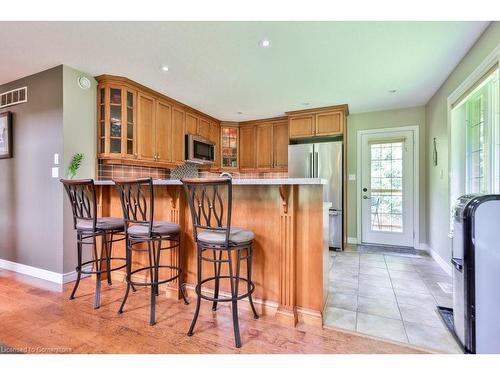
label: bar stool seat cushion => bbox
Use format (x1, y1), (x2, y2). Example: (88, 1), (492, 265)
(197, 227), (254, 245)
(128, 221), (180, 237)
(76, 217), (124, 232)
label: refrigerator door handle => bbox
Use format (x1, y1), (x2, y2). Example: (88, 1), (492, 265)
(315, 152), (319, 178)
(309, 152), (313, 178)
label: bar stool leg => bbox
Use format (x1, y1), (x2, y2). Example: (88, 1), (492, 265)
(118, 237), (132, 314)
(247, 245), (259, 319)
(155, 239), (161, 297)
(178, 235), (189, 305)
(70, 233), (83, 300)
(93, 235), (101, 309)
(106, 231), (113, 286)
(148, 240), (156, 325)
(212, 249), (223, 311)
(187, 244), (203, 336)
(228, 249), (242, 348)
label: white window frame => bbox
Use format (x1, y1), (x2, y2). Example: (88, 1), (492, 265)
(447, 44), (500, 235)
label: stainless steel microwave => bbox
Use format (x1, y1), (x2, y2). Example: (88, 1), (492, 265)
(185, 134), (215, 164)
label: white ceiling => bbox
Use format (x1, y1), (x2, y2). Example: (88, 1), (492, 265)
(0, 21), (489, 121)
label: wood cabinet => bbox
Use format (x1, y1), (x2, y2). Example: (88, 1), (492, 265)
(256, 123), (274, 169)
(273, 121), (289, 168)
(97, 75), (220, 169)
(287, 105), (348, 140)
(239, 126), (256, 169)
(171, 107), (185, 164)
(237, 118), (289, 171)
(137, 93), (156, 161)
(221, 126), (239, 169)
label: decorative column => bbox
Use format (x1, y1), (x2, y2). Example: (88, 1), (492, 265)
(165, 185), (184, 299)
(275, 185), (298, 326)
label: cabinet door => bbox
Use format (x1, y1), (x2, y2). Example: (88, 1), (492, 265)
(209, 122), (220, 167)
(198, 118), (211, 139)
(289, 115), (314, 139)
(256, 123), (274, 169)
(155, 100), (172, 163)
(315, 111), (343, 136)
(185, 113), (198, 135)
(124, 90), (137, 158)
(172, 107), (185, 164)
(273, 121), (289, 168)
(239, 126), (256, 169)
(137, 93), (156, 161)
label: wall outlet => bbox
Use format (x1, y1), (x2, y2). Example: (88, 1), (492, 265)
(51, 167), (59, 178)
(54, 153), (59, 165)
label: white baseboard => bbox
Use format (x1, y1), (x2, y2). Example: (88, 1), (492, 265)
(347, 237), (359, 244)
(0, 258), (91, 284)
(423, 245), (452, 276)
(62, 266), (92, 283)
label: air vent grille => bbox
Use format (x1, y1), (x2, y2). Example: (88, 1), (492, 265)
(0, 87), (27, 109)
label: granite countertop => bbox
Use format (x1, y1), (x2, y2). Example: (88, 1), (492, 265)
(94, 178), (328, 186)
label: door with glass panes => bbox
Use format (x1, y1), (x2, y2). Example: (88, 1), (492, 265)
(360, 130), (414, 246)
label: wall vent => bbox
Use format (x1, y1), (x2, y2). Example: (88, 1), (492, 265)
(0, 86), (27, 109)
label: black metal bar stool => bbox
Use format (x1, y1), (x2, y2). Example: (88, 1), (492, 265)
(61, 179), (127, 309)
(114, 177), (188, 325)
(181, 177), (259, 348)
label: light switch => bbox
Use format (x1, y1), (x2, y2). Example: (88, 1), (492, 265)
(349, 174), (356, 181)
(51, 167), (59, 178)
(54, 153), (59, 165)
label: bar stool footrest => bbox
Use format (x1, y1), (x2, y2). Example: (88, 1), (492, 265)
(77, 257), (127, 275)
(195, 275), (255, 302)
(128, 265), (182, 287)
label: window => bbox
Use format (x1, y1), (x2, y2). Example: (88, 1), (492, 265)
(454, 67), (499, 195)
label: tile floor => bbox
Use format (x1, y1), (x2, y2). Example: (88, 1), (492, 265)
(324, 244), (462, 353)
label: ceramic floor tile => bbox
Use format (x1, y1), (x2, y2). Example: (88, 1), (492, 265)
(357, 296), (401, 320)
(394, 289), (437, 308)
(360, 253), (385, 261)
(329, 280), (359, 294)
(388, 269), (422, 281)
(414, 264), (447, 275)
(386, 262), (416, 272)
(359, 265), (390, 277)
(359, 274), (393, 288)
(328, 292), (358, 311)
(359, 259), (387, 269)
(404, 321), (462, 353)
(384, 255), (415, 264)
(356, 312), (408, 343)
(357, 284), (396, 301)
(331, 272), (359, 285)
(432, 293), (453, 308)
(391, 277), (428, 293)
(323, 307), (356, 331)
(398, 303), (444, 327)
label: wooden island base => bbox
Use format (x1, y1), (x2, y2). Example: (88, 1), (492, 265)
(97, 180), (330, 327)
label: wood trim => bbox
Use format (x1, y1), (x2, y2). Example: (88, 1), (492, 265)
(239, 116), (288, 126)
(96, 74), (221, 124)
(100, 156), (182, 169)
(285, 104), (349, 116)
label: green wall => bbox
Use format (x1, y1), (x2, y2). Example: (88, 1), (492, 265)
(425, 22), (500, 263)
(346, 106), (426, 245)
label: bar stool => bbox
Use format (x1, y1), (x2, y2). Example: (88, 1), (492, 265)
(61, 179), (127, 309)
(181, 177), (259, 348)
(114, 178), (188, 326)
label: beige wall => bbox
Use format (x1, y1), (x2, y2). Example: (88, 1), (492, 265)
(62, 65), (97, 273)
(425, 22), (500, 262)
(346, 106), (426, 244)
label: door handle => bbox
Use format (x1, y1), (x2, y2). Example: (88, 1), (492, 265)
(363, 195), (371, 199)
(315, 152), (319, 178)
(309, 152), (313, 178)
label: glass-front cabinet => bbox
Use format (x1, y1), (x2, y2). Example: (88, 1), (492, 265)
(97, 84), (136, 158)
(221, 126), (239, 168)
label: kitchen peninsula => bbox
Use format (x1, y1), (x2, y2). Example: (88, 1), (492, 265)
(96, 178), (330, 327)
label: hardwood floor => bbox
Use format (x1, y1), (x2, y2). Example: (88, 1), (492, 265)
(0, 270), (428, 354)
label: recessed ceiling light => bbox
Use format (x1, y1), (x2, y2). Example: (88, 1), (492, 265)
(302, 102), (311, 107)
(161, 65), (169, 72)
(237, 111), (243, 115)
(388, 89), (397, 93)
(260, 39), (271, 48)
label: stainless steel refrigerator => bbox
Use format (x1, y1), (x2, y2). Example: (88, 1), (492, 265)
(288, 142), (343, 250)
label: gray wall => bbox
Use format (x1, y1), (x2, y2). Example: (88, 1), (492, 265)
(425, 22), (500, 262)
(0, 66), (64, 273)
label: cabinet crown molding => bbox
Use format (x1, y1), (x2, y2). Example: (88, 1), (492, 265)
(285, 104), (349, 116)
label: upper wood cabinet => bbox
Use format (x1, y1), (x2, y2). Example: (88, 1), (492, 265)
(137, 93), (156, 161)
(171, 107), (185, 164)
(239, 126), (256, 169)
(287, 105), (348, 140)
(256, 123), (274, 169)
(97, 75), (220, 169)
(273, 121), (289, 168)
(97, 84), (137, 159)
(155, 101), (173, 163)
(221, 126), (239, 169)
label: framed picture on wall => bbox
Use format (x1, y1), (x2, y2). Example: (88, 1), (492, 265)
(0, 111), (13, 159)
